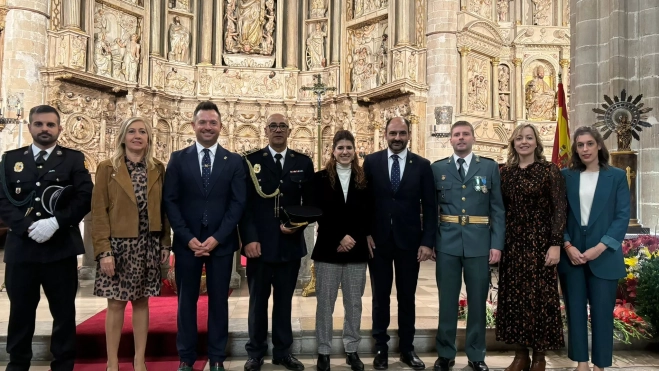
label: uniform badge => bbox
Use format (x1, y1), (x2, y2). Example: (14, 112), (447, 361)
(290, 153), (295, 157)
(14, 162), (23, 172)
(474, 176), (488, 193)
(263, 152), (268, 157)
(254, 164), (261, 174)
(441, 175), (446, 180)
(224, 156), (227, 160)
(15, 187), (21, 194)
(56, 150), (62, 156)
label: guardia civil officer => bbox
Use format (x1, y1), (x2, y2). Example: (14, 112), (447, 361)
(0, 104), (93, 371)
(239, 113), (314, 371)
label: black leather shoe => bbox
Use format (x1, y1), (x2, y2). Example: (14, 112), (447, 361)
(468, 361), (489, 371)
(346, 352), (364, 371)
(317, 354), (330, 371)
(400, 351), (425, 370)
(433, 357), (455, 371)
(373, 351), (388, 370)
(177, 362), (192, 371)
(244, 357), (264, 371)
(273, 354), (305, 371)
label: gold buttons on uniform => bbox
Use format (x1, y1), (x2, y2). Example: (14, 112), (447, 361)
(462, 197), (466, 201)
(462, 185), (466, 189)
(462, 209), (466, 213)
(36, 212), (41, 216)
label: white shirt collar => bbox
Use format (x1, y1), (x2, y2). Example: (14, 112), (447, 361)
(453, 152), (473, 166)
(31, 144), (57, 158)
(268, 146), (288, 159)
(195, 142), (218, 156)
(387, 147), (408, 160)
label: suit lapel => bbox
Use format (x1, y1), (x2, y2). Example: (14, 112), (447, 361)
(38, 145), (64, 178)
(207, 145), (228, 192)
(588, 169), (613, 228)
(21, 147), (39, 176)
(445, 156), (462, 182)
(463, 155), (482, 184)
(260, 147), (279, 177)
(282, 149), (298, 176)
(333, 172), (347, 205)
(185, 145), (205, 194)
(396, 151), (414, 193)
(146, 163), (162, 197)
(565, 170), (581, 225)
(115, 160), (137, 204)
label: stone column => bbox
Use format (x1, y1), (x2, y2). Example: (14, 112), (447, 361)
(330, 0), (341, 65)
(284, 0), (298, 69)
(395, 0), (410, 46)
(559, 59), (569, 87)
(491, 58), (500, 119)
(199, 0), (214, 65)
(63, 0), (82, 29)
(150, 0), (162, 56)
(458, 46), (470, 114)
(373, 122), (381, 151)
(513, 58), (523, 120)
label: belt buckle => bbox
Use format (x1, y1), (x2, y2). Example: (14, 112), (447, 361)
(460, 215), (469, 226)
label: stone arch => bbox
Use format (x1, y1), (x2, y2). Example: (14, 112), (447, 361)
(178, 123), (195, 134)
(156, 119), (172, 133)
(321, 125), (333, 137)
(83, 153), (98, 175)
(522, 57), (559, 88)
(464, 20), (505, 44)
(235, 124), (259, 137)
(292, 127), (313, 138)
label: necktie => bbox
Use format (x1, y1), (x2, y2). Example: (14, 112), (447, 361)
(274, 153), (283, 178)
(457, 158), (466, 181)
(391, 154), (400, 193)
(35, 150), (47, 168)
(201, 148), (211, 225)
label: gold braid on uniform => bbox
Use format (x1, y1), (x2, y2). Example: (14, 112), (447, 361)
(0, 154), (35, 214)
(243, 153), (281, 217)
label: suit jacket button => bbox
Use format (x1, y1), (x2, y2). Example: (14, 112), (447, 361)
(462, 197), (466, 201)
(35, 197), (40, 201)
(36, 182), (41, 186)
(462, 185), (466, 189)
(36, 212), (41, 216)
(462, 209), (466, 213)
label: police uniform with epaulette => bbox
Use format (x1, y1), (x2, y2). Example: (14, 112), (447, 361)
(431, 153), (505, 369)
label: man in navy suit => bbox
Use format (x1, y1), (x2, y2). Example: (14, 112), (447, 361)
(163, 101), (246, 371)
(363, 117), (437, 370)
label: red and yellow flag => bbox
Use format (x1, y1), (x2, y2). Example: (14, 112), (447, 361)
(552, 82), (571, 168)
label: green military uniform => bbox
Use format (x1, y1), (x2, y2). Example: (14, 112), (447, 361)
(431, 154), (505, 362)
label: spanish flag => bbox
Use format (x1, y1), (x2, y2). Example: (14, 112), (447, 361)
(552, 79), (571, 168)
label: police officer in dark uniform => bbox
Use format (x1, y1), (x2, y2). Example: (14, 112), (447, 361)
(239, 113), (314, 371)
(0, 105), (93, 371)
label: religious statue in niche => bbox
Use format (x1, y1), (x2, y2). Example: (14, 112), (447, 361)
(496, 0), (508, 22)
(525, 65), (556, 120)
(376, 34), (388, 86)
(466, 59), (489, 113)
(168, 16), (191, 63)
(310, 0), (326, 18)
(351, 47), (374, 92)
(199, 68), (212, 95)
(262, 0), (276, 55)
(92, 6), (140, 81)
(93, 33), (111, 77)
(225, 0), (276, 55)
(470, 0), (492, 19)
(408, 52), (417, 81)
(306, 23), (326, 69)
(498, 65), (509, 91)
(531, 0), (551, 25)
(499, 94), (509, 120)
(286, 73), (297, 99)
(123, 34), (141, 82)
(71, 36), (86, 69)
(393, 51), (403, 80)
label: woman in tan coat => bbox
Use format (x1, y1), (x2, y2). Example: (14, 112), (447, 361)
(92, 117), (171, 371)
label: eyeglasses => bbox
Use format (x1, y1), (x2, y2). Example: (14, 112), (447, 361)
(268, 123), (289, 132)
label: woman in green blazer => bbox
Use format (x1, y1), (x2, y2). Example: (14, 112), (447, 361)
(559, 126), (630, 371)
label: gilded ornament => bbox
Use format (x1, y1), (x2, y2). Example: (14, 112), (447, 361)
(592, 89), (654, 151)
(253, 164), (261, 173)
(14, 162), (23, 172)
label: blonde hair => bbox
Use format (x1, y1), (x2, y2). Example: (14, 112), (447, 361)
(111, 117), (156, 171)
(505, 123), (546, 167)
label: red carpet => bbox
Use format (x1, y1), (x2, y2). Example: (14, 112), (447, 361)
(74, 357), (207, 371)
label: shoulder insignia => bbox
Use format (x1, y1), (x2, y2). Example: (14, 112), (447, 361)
(6, 146), (28, 155)
(433, 156), (449, 164)
(290, 149), (310, 159)
(241, 148), (260, 157)
(479, 156), (496, 162)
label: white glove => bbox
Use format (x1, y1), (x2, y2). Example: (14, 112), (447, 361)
(28, 217), (60, 243)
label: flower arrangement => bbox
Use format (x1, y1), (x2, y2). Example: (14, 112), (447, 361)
(619, 235), (659, 304)
(456, 296), (497, 329)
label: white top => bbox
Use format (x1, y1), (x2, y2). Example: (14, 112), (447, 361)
(579, 171), (600, 226)
(336, 163), (351, 201)
(195, 142), (218, 173)
(268, 146), (288, 168)
(31, 143), (56, 162)
(387, 148), (408, 180)
(453, 152), (474, 176)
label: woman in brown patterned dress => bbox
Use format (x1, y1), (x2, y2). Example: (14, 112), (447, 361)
(92, 117), (171, 371)
(495, 123), (566, 371)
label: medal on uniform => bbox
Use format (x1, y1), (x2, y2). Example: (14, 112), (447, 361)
(15, 187), (21, 194)
(474, 176), (483, 192)
(14, 162), (23, 172)
(481, 176), (489, 193)
(254, 164), (261, 174)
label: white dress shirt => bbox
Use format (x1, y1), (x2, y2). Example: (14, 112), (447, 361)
(31, 144), (56, 162)
(387, 148), (408, 180)
(336, 163), (351, 201)
(453, 152), (474, 176)
(196, 142), (218, 173)
(579, 171), (599, 226)
(268, 146), (288, 168)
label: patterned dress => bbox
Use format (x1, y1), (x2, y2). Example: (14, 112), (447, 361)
(94, 158), (162, 301)
(495, 161), (566, 350)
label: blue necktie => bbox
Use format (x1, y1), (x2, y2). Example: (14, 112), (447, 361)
(201, 148), (211, 225)
(391, 154), (400, 193)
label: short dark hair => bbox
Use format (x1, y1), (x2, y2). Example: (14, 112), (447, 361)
(29, 105), (60, 125)
(384, 117), (410, 131)
(450, 120), (474, 135)
(569, 126), (610, 171)
(193, 101), (222, 121)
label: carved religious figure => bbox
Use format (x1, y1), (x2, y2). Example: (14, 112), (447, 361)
(471, 0), (492, 18)
(123, 34), (140, 82)
(531, 0), (551, 25)
(238, 0), (264, 53)
(225, 0), (239, 53)
(393, 51), (403, 80)
(498, 65), (509, 91)
(71, 36), (86, 69)
(262, 0), (276, 55)
(93, 33), (112, 77)
(525, 65), (556, 120)
(497, 0), (508, 22)
(310, 0), (326, 18)
(286, 73), (297, 98)
(306, 23), (326, 69)
(376, 34), (388, 86)
(199, 68), (212, 95)
(408, 52), (417, 81)
(173, 0), (190, 11)
(168, 16), (191, 63)
(499, 94), (509, 120)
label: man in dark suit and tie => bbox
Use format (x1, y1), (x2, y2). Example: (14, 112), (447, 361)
(163, 101), (246, 371)
(363, 116), (437, 370)
(0, 104), (93, 371)
(239, 113), (314, 371)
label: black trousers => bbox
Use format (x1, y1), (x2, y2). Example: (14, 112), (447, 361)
(245, 257), (301, 359)
(368, 238), (420, 353)
(5, 256), (78, 371)
(174, 244), (233, 365)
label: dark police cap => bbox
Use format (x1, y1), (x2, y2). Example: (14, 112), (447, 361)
(41, 185), (74, 214)
(280, 205), (322, 229)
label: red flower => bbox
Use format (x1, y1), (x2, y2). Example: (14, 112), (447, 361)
(459, 299), (467, 307)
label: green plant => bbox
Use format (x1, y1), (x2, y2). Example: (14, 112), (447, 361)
(635, 255), (659, 337)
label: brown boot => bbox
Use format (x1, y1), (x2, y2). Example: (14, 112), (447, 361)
(530, 351), (546, 371)
(504, 348), (531, 371)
